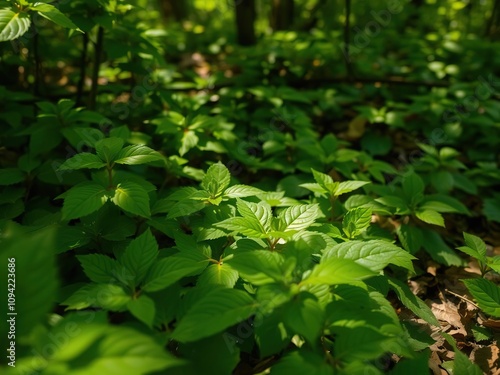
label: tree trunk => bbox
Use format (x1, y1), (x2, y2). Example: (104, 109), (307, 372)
(234, 0), (257, 46)
(158, 0), (188, 22)
(270, 0), (294, 31)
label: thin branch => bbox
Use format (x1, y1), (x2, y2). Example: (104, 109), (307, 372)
(76, 33), (89, 107)
(89, 26), (104, 110)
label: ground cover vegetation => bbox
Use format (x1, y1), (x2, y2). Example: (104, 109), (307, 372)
(0, 0), (499, 374)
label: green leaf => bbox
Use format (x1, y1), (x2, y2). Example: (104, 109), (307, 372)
(223, 184), (264, 198)
(0, 8), (31, 42)
(95, 137), (124, 164)
(304, 258), (376, 285)
(334, 180), (371, 196)
(42, 323), (184, 374)
(201, 162), (230, 197)
(421, 229), (464, 266)
(283, 293), (324, 344)
(61, 181), (108, 220)
(323, 240), (416, 273)
(311, 168), (336, 193)
(127, 295), (156, 328)
(180, 334), (240, 375)
(342, 207), (372, 238)
(402, 172), (425, 204)
(484, 197), (500, 223)
(77, 254), (119, 283)
(457, 232), (487, 262)
(423, 194), (470, 215)
(58, 153), (106, 170)
(119, 229), (159, 287)
(31, 3), (81, 30)
(114, 144), (164, 165)
(142, 254), (208, 292)
(397, 224), (423, 254)
(197, 263), (239, 288)
(276, 204), (320, 233)
(62, 283), (131, 311)
(0, 225), (58, 337)
(332, 326), (391, 362)
(0, 168), (25, 185)
(171, 287), (258, 343)
(111, 181), (151, 217)
(462, 278), (500, 317)
(215, 217), (268, 238)
(237, 198), (272, 230)
(415, 209), (445, 227)
(229, 250), (285, 285)
(270, 351), (334, 375)
(388, 278), (439, 326)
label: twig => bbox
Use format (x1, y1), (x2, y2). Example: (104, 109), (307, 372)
(89, 26), (104, 110)
(444, 288), (480, 309)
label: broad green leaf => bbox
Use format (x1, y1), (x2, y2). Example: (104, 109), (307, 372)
(0, 9), (31, 42)
(276, 204), (320, 233)
(62, 283), (131, 311)
(181, 334), (240, 375)
(167, 199), (206, 219)
(179, 129), (198, 156)
(119, 229), (159, 287)
(311, 168), (337, 193)
(171, 288), (258, 343)
(114, 144), (164, 165)
(229, 250), (285, 285)
(127, 295), (156, 328)
(323, 240), (416, 273)
(375, 195), (409, 213)
(255, 313), (290, 358)
(224, 184), (264, 198)
(95, 137), (124, 164)
(237, 198), (272, 230)
(197, 263), (239, 288)
(388, 278), (439, 325)
(58, 153), (106, 170)
(31, 3), (81, 30)
(283, 293), (324, 344)
(215, 217), (268, 238)
(457, 232), (487, 262)
(423, 194), (470, 215)
(342, 207), (372, 238)
(201, 162), (230, 197)
(0, 168), (25, 185)
(421, 229), (464, 266)
(299, 182), (329, 195)
(334, 180), (371, 196)
(43, 323), (184, 374)
(397, 224), (423, 254)
(270, 350), (334, 375)
(484, 197), (500, 223)
(331, 326), (391, 362)
(0, 225), (57, 337)
(402, 172), (425, 204)
(111, 181), (151, 217)
(142, 254), (208, 292)
(416, 209), (445, 227)
(304, 258), (376, 285)
(462, 278), (500, 317)
(77, 254), (119, 284)
(61, 181), (108, 220)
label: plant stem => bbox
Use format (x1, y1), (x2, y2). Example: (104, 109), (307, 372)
(89, 26), (104, 110)
(344, 0), (354, 80)
(76, 33), (89, 107)
(107, 165), (113, 189)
